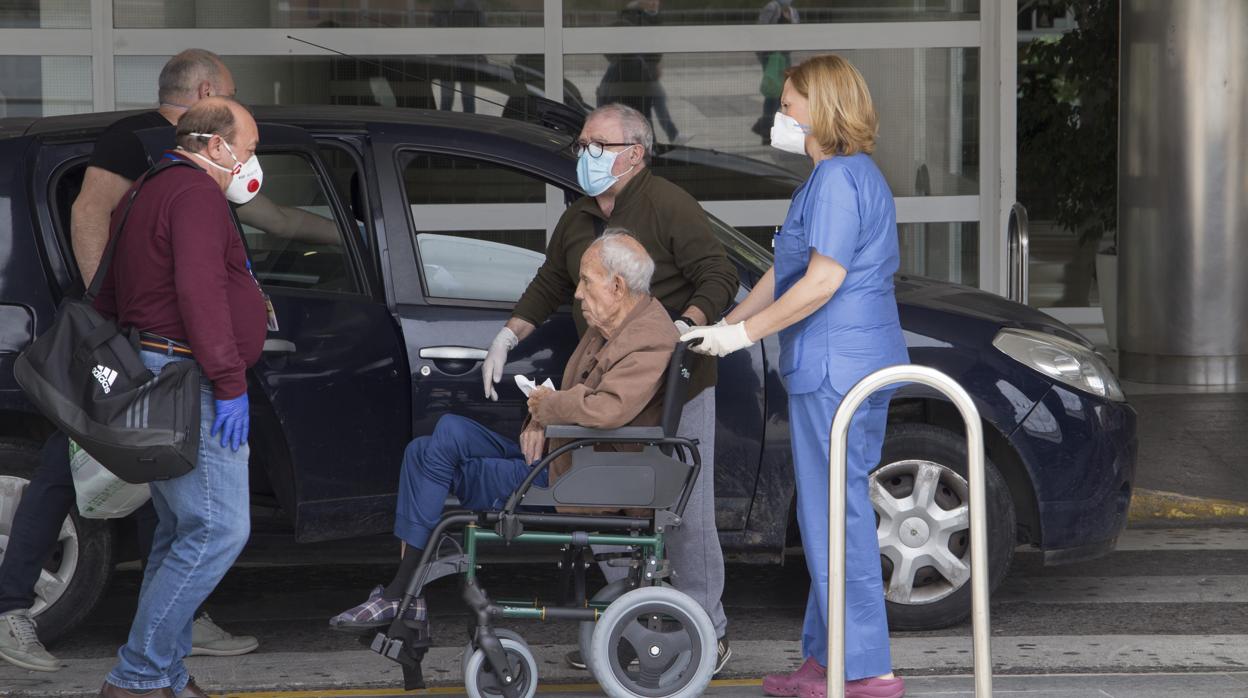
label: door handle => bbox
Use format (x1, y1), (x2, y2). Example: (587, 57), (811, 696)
(263, 339), (297, 354)
(419, 346), (488, 361)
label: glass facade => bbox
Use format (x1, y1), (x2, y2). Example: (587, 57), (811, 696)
(0, 56), (92, 117)
(117, 54), (545, 113)
(3, 0), (1009, 295)
(1017, 4), (1115, 309)
(0, 0), (90, 28)
(566, 48), (978, 197)
(563, 0), (978, 27)
(113, 0), (543, 28)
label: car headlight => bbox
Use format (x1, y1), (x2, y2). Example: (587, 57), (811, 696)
(992, 328), (1126, 402)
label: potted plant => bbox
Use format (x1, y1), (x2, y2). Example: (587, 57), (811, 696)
(1017, 0), (1119, 344)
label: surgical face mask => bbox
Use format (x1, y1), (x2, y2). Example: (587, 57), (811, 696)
(576, 146), (635, 197)
(770, 112), (811, 156)
(188, 133), (264, 204)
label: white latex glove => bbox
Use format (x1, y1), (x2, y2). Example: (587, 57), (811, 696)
(482, 327), (518, 401)
(674, 318), (692, 335)
(680, 322), (754, 357)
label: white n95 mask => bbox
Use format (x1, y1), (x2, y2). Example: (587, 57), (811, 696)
(223, 153), (264, 205)
(189, 133), (264, 205)
(770, 112), (811, 156)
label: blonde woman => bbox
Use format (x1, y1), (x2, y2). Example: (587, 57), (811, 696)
(682, 54), (908, 698)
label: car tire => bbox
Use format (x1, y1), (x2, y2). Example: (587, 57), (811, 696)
(0, 438), (114, 645)
(872, 423), (1015, 631)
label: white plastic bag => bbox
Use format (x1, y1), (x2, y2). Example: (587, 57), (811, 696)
(70, 439), (151, 519)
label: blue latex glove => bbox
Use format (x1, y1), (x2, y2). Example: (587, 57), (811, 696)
(211, 393), (250, 452)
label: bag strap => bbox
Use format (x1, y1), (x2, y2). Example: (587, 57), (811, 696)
(85, 157), (198, 302)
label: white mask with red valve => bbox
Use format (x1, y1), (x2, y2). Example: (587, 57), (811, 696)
(188, 132), (264, 204)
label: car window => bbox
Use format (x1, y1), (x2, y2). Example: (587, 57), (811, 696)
(239, 151), (361, 294)
(401, 151), (551, 303)
(316, 143), (367, 232)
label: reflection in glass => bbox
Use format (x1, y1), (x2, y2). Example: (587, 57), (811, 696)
(114, 0), (541, 28)
(898, 222), (978, 287)
(0, 57), (92, 118)
(401, 151), (549, 301)
(564, 0), (978, 27)
(741, 222), (979, 289)
(116, 54), (554, 118)
(565, 48), (978, 199)
(0, 0), (90, 28)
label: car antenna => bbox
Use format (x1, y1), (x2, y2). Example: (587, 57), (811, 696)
(285, 34), (584, 138)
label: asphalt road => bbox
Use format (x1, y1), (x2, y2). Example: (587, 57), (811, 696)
(5, 523), (1248, 697)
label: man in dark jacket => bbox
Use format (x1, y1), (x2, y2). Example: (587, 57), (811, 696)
(481, 103), (736, 673)
(95, 97), (268, 698)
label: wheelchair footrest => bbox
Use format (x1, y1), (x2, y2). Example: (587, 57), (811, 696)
(371, 629), (432, 691)
(370, 632), (406, 660)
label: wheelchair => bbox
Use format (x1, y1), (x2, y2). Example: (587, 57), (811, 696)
(368, 342), (716, 698)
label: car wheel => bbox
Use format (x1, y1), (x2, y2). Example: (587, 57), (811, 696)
(0, 438), (114, 645)
(872, 423), (1015, 631)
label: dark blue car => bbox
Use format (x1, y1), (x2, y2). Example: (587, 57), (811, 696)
(0, 106), (1135, 640)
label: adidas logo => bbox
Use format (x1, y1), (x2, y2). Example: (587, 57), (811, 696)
(92, 364), (118, 394)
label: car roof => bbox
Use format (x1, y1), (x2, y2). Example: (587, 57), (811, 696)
(0, 105), (574, 151)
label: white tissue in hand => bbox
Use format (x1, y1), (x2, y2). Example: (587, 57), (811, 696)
(514, 374), (555, 397)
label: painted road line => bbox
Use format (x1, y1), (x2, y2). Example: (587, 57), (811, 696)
(995, 574), (1248, 604)
(1129, 489), (1248, 523)
(1115, 526), (1248, 551)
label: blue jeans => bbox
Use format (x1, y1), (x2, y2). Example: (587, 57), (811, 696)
(106, 350), (251, 693)
(395, 414), (546, 550)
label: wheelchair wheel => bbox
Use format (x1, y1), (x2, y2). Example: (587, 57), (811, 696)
(463, 632), (538, 698)
(580, 578), (635, 674)
(589, 586), (715, 698)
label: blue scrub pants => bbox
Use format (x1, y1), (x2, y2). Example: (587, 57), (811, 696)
(394, 414), (547, 550)
(789, 375), (894, 681)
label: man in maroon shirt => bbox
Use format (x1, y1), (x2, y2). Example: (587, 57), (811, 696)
(94, 97), (267, 698)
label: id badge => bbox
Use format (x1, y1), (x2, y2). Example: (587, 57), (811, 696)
(263, 292), (280, 332)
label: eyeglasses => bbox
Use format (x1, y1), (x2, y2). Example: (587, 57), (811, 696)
(571, 140), (640, 158)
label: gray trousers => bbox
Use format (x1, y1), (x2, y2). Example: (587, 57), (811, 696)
(598, 387), (728, 637)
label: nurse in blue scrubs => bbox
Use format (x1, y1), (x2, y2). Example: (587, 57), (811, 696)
(681, 54), (908, 698)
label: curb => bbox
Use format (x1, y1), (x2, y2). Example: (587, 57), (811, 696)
(1128, 488), (1248, 524)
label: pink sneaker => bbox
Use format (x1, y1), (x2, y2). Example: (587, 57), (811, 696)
(762, 657), (826, 697)
(797, 676), (906, 698)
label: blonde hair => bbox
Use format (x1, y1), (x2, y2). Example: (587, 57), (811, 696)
(785, 54), (878, 156)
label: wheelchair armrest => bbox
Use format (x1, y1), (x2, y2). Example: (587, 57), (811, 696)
(544, 425), (666, 440)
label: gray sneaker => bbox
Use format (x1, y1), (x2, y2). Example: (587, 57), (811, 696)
(189, 613), (258, 657)
(0, 610), (59, 672)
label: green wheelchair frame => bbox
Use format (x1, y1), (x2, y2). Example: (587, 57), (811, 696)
(368, 342), (719, 698)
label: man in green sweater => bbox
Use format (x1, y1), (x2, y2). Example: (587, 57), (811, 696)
(482, 103), (738, 673)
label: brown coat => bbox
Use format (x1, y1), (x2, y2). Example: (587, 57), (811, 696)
(530, 295), (679, 487)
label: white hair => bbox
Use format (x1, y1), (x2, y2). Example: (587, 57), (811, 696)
(591, 229), (654, 295)
(588, 103), (654, 158)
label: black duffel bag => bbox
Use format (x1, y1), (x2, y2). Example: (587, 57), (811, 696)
(15, 159), (203, 484)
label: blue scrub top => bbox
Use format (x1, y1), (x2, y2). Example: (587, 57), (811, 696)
(773, 153), (909, 395)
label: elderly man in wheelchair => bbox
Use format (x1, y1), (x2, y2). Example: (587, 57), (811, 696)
(329, 231), (717, 698)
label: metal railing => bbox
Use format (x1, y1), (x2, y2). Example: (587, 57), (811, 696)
(827, 365), (992, 698)
(1006, 202), (1030, 304)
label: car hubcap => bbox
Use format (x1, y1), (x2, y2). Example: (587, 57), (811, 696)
(871, 459), (971, 605)
(0, 475), (79, 616)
